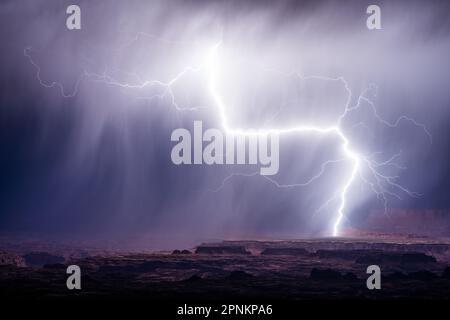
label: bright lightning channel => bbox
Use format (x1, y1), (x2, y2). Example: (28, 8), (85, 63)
(206, 42), (359, 236)
(24, 38), (431, 237)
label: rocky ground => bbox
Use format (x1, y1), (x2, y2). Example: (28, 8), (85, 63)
(1, 236), (450, 300)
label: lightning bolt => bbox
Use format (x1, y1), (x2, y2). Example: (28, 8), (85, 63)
(24, 37), (431, 237)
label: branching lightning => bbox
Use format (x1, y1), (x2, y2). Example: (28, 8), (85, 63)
(24, 36), (431, 237)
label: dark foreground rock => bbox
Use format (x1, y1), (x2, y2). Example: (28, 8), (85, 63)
(261, 248), (310, 256)
(195, 246), (250, 255)
(400, 253), (436, 264)
(172, 249), (192, 255)
(227, 270), (253, 280)
(23, 252), (65, 267)
(442, 267), (450, 278)
(316, 249), (376, 260)
(1, 238), (450, 300)
(0, 251), (26, 267)
(309, 268), (358, 282)
(355, 252), (436, 266)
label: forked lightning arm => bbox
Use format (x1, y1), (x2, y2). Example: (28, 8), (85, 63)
(24, 37), (431, 236)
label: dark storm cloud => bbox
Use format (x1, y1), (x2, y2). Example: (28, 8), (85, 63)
(0, 0), (449, 246)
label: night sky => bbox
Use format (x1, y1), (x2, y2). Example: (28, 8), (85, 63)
(1, 0), (449, 246)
